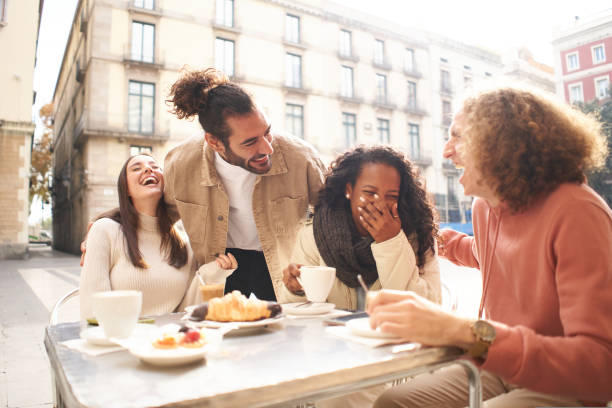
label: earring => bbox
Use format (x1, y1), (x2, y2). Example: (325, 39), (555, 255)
(345, 193), (350, 199)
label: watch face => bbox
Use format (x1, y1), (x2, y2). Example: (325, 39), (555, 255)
(474, 320), (496, 342)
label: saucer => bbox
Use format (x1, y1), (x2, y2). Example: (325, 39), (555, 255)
(345, 317), (402, 339)
(80, 327), (116, 347)
(283, 302), (336, 316)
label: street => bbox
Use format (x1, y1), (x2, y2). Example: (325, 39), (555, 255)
(0, 245), (480, 408)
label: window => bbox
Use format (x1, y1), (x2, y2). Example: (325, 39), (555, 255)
(440, 70), (451, 93)
(285, 53), (302, 88)
(566, 52), (579, 71)
(463, 75), (473, 89)
(130, 145), (153, 156)
(215, 0), (234, 27)
(128, 81), (155, 133)
(0, 0), (7, 23)
(342, 113), (356, 147)
(133, 0), (155, 10)
(377, 119), (390, 143)
(376, 74), (387, 103)
(285, 103), (304, 138)
(404, 48), (415, 72)
(447, 176), (461, 222)
(285, 14), (300, 43)
(595, 76), (609, 99)
(374, 39), (385, 64)
(568, 83), (583, 104)
(131, 22), (155, 63)
(407, 81), (417, 108)
(340, 29), (352, 57)
(215, 37), (234, 77)
(341, 66), (354, 98)
(592, 44), (606, 64)
(442, 100), (452, 125)
(409, 123), (420, 158)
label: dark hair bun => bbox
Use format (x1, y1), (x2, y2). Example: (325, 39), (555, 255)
(167, 67), (229, 119)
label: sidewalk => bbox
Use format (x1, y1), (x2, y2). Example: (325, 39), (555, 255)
(0, 245), (80, 408)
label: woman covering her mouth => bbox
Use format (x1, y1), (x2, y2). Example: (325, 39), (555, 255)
(80, 154), (237, 319)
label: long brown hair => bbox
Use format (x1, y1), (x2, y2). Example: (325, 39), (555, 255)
(99, 155), (188, 269)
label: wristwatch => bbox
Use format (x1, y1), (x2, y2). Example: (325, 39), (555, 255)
(467, 320), (496, 360)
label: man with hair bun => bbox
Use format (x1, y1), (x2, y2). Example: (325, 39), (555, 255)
(368, 87), (612, 407)
(164, 68), (325, 301)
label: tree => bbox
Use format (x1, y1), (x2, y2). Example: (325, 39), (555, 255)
(30, 103), (54, 208)
(578, 96), (612, 206)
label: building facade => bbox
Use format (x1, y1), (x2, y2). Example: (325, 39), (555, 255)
(52, 0), (507, 252)
(552, 10), (612, 104)
(0, 0), (42, 259)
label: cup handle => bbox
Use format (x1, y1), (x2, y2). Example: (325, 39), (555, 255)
(296, 276), (304, 288)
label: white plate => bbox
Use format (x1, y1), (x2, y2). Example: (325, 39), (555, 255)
(283, 302), (335, 316)
(80, 327), (116, 347)
(346, 317), (402, 340)
(185, 314), (285, 330)
(127, 342), (209, 367)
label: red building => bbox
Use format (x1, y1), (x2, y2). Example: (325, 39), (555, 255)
(553, 11), (612, 104)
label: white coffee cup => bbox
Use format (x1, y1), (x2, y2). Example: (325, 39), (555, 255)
(297, 266), (336, 303)
(92, 290), (142, 339)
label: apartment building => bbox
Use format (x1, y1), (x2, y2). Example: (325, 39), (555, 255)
(552, 10), (612, 104)
(52, 0), (504, 252)
(0, 0), (43, 259)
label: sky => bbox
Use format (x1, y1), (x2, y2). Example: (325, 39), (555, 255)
(28, 0), (612, 224)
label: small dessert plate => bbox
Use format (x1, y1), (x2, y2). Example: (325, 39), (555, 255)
(127, 343), (209, 367)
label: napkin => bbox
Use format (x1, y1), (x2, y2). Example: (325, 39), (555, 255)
(326, 326), (416, 348)
(60, 338), (124, 356)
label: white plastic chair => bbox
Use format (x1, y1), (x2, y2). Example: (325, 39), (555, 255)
(49, 287), (79, 326)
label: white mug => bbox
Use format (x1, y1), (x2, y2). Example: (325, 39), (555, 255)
(92, 290), (142, 339)
(297, 266), (336, 303)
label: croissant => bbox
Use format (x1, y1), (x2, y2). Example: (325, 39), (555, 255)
(190, 291), (282, 322)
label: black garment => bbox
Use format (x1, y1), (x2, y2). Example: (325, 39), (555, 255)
(312, 202), (378, 288)
(224, 248), (277, 301)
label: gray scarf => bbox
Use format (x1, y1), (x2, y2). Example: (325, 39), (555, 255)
(312, 202), (379, 288)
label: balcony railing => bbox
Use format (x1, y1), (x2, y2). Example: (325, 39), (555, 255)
(373, 59), (392, 71)
(128, 1), (162, 15)
(338, 93), (363, 104)
(404, 104), (427, 116)
(338, 51), (359, 62)
(440, 84), (453, 95)
(123, 47), (165, 68)
(403, 68), (422, 78)
(442, 159), (461, 174)
(373, 98), (396, 110)
(409, 150), (433, 167)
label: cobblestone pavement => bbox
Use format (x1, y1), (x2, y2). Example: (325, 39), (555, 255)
(0, 245), (480, 407)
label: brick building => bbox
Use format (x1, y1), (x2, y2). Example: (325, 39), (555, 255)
(0, 0), (43, 259)
(553, 10), (612, 104)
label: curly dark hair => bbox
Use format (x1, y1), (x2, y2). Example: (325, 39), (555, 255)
(316, 145), (438, 267)
(166, 67), (254, 147)
(461, 88), (607, 212)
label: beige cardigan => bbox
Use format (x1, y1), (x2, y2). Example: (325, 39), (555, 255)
(278, 224), (441, 309)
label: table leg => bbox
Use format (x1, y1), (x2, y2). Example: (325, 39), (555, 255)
(456, 360), (482, 408)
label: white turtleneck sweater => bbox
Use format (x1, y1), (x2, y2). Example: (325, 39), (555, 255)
(80, 213), (196, 319)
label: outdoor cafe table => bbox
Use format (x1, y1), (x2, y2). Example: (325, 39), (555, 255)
(44, 313), (483, 408)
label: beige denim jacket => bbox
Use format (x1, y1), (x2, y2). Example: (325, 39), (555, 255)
(279, 223), (441, 309)
(163, 134), (325, 299)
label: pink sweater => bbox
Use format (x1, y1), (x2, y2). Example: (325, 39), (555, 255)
(442, 183), (612, 403)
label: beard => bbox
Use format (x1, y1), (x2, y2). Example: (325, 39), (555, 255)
(221, 146), (272, 175)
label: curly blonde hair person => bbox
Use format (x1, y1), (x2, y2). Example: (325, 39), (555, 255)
(460, 87), (608, 212)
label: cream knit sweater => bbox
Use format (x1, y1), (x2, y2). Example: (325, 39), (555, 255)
(80, 213), (196, 319)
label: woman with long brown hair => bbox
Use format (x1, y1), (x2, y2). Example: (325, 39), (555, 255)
(80, 154), (236, 319)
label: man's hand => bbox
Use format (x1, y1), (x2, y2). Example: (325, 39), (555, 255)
(215, 253), (237, 270)
(79, 221), (94, 267)
(367, 289), (474, 349)
(357, 194), (401, 243)
(282, 263), (304, 294)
